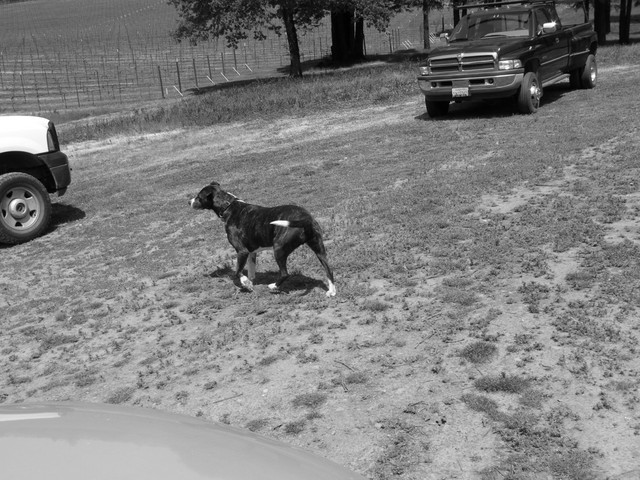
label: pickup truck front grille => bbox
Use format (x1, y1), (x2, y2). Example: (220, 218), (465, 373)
(429, 53), (496, 74)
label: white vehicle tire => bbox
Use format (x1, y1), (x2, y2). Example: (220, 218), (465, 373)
(0, 172), (52, 244)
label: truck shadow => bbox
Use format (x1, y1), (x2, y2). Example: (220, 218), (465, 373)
(0, 203), (85, 249)
(417, 82), (575, 120)
(51, 202), (86, 226)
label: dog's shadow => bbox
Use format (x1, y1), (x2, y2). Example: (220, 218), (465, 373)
(207, 265), (326, 296)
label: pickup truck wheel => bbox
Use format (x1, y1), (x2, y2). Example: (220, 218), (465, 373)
(0, 173), (52, 244)
(517, 72), (542, 114)
(580, 54), (597, 89)
(426, 99), (450, 117)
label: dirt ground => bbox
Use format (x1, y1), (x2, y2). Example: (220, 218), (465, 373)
(2, 65), (640, 480)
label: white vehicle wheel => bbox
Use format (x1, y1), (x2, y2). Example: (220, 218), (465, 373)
(0, 172), (52, 244)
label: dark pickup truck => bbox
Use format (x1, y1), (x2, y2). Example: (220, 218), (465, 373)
(417, 0), (597, 116)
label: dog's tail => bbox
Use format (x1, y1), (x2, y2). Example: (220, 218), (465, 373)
(271, 219), (323, 238)
(271, 220), (298, 228)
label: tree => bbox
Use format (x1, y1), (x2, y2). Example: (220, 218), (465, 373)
(169, 0), (437, 77)
(328, 0), (420, 62)
(618, 0), (635, 44)
(169, 0), (328, 77)
(329, 5), (363, 62)
(417, 0), (445, 50)
(593, 0), (608, 43)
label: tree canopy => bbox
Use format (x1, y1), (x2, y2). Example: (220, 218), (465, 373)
(168, 0), (420, 77)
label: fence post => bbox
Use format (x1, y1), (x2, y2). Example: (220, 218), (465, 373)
(192, 58), (198, 88)
(176, 60), (182, 93)
(96, 71), (102, 101)
(157, 66), (165, 98)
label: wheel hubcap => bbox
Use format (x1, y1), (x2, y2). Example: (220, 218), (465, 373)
(1, 188), (39, 230)
(530, 82), (541, 107)
(9, 199), (29, 220)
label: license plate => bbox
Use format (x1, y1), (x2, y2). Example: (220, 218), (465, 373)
(452, 87), (469, 98)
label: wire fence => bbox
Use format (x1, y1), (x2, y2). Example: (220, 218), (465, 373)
(0, 0), (453, 113)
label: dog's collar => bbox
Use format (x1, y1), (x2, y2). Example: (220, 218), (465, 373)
(217, 193), (239, 218)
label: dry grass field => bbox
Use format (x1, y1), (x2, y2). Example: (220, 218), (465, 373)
(2, 30), (640, 480)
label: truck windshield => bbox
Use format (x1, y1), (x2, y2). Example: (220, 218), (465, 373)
(449, 10), (531, 41)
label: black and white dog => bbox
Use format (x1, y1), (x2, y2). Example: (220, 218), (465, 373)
(189, 181), (336, 297)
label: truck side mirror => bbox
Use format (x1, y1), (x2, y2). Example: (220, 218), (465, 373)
(541, 22), (557, 34)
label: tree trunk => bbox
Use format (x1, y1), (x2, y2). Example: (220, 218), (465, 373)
(423, 0), (430, 50)
(331, 9), (353, 62)
(354, 17), (364, 58)
(281, 7), (302, 77)
(593, 0), (607, 44)
(619, 0), (632, 44)
(453, 1), (461, 27)
(330, 8), (364, 63)
(582, 0), (589, 22)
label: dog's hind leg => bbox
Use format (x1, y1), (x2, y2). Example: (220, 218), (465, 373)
(247, 252), (258, 282)
(307, 238), (336, 297)
(268, 247), (291, 292)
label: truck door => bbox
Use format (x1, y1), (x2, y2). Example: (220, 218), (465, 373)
(535, 7), (569, 82)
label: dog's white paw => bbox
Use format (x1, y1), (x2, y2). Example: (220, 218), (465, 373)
(325, 281), (336, 297)
(240, 275), (254, 292)
(268, 282), (278, 290)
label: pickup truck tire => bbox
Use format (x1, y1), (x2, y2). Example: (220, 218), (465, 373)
(0, 172), (52, 244)
(426, 99), (450, 118)
(580, 54), (597, 89)
(517, 72), (541, 114)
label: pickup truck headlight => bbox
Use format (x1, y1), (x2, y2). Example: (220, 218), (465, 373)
(46, 122), (60, 152)
(419, 65), (430, 75)
(498, 59), (522, 70)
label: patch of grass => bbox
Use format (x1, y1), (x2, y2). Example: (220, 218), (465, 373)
(547, 451), (598, 480)
(461, 394), (503, 422)
(74, 370), (98, 387)
(345, 371), (368, 385)
(439, 287), (478, 306)
(39, 333), (79, 352)
(258, 354), (281, 366)
(245, 418), (269, 432)
(61, 59), (423, 143)
(106, 386), (135, 404)
(464, 394), (598, 479)
(362, 299), (392, 312)
(292, 392), (327, 409)
(517, 281), (550, 313)
(284, 419), (306, 435)
(518, 389), (546, 409)
(460, 341), (498, 364)
(474, 374), (531, 394)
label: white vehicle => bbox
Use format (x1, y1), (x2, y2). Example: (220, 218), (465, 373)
(0, 116), (71, 244)
(0, 402), (366, 480)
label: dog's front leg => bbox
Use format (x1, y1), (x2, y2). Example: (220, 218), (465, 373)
(235, 250), (253, 292)
(247, 252), (258, 282)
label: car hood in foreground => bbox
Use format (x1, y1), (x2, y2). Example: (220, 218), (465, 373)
(0, 402), (366, 480)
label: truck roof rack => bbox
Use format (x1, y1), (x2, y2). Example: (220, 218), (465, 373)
(454, 0), (554, 10)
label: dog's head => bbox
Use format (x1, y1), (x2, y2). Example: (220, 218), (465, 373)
(189, 182), (238, 218)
